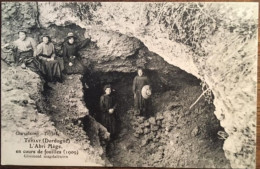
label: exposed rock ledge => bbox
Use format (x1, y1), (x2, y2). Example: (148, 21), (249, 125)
(1, 62), (105, 166)
(37, 2), (257, 168)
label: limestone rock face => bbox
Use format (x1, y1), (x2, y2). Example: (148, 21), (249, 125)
(80, 29), (144, 72)
(1, 2), (38, 44)
(0, 61), (104, 166)
(191, 126), (199, 137)
(36, 3), (257, 168)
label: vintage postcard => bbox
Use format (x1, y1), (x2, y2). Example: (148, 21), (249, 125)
(1, 2), (258, 168)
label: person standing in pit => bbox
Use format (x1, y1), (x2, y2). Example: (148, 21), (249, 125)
(100, 84), (117, 139)
(132, 67), (150, 117)
(62, 32), (91, 74)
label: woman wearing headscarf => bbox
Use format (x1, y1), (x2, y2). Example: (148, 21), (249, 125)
(62, 32), (91, 74)
(36, 35), (63, 82)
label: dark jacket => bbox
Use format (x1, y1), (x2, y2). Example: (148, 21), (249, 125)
(100, 94), (117, 113)
(62, 38), (90, 63)
(100, 94), (117, 135)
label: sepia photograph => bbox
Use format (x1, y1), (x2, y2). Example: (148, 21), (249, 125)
(1, 2), (258, 168)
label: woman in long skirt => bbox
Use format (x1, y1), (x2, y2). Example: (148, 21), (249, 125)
(62, 32), (91, 74)
(36, 35), (63, 82)
(100, 84), (117, 138)
(133, 68), (150, 117)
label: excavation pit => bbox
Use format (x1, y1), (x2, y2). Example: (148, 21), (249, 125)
(8, 23), (231, 167)
(81, 67), (230, 168)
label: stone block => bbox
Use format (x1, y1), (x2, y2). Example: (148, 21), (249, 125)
(144, 121), (150, 127)
(144, 127), (150, 134)
(191, 126), (199, 137)
(134, 132), (139, 138)
(137, 116), (145, 123)
(149, 117), (156, 125)
(156, 120), (162, 126)
(151, 125), (159, 131)
(136, 127), (143, 134)
(156, 113), (164, 120)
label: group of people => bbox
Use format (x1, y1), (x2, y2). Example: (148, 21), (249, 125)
(2, 30), (152, 139)
(100, 68), (151, 138)
(2, 30), (91, 85)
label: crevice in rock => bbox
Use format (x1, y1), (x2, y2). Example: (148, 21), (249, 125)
(37, 73), (107, 165)
(35, 2), (42, 28)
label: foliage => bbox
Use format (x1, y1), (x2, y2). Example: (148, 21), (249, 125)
(144, 3), (257, 104)
(145, 3), (258, 56)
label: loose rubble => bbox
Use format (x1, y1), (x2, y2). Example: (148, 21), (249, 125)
(1, 62), (105, 166)
(107, 81), (230, 168)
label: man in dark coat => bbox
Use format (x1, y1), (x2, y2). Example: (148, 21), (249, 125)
(100, 84), (117, 138)
(133, 68), (150, 117)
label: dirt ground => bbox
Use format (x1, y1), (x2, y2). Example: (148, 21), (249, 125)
(5, 58), (231, 167)
(99, 73), (232, 168)
(2, 57), (231, 167)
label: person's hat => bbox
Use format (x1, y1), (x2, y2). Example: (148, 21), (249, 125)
(103, 84), (112, 91)
(142, 85), (152, 99)
(41, 35), (51, 41)
(17, 29), (29, 34)
(137, 66), (144, 70)
(67, 32), (77, 39)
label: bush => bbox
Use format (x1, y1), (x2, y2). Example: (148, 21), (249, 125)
(145, 3), (258, 56)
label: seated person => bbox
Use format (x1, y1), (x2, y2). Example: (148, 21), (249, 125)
(2, 29), (39, 71)
(62, 32), (91, 74)
(36, 35), (63, 82)
(100, 84), (117, 139)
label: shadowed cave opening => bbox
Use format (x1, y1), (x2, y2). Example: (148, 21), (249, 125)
(80, 67), (230, 167)
(82, 69), (182, 122)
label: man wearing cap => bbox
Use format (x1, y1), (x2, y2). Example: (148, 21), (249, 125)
(2, 30), (38, 70)
(62, 32), (91, 74)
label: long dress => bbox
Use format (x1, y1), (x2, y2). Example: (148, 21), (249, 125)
(62, 39), (90, 74)
(36, 42), (62, 82)
(133, 75), (150, 116)
(100, 94), (117, 136)
(12, 37), (40, 72)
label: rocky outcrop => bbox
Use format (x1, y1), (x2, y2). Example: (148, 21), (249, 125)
(42, 74), (109, 165)
(1, 2), (38, 43)
(1, 2), (257, 168)
(1, 62), (103, 166)
(36, 2), (257, 168)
